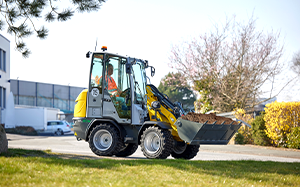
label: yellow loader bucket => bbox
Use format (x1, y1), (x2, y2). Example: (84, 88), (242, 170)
(174, 118), (241, 145)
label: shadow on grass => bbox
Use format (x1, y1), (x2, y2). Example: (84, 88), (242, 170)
(1, 148), (300, 183)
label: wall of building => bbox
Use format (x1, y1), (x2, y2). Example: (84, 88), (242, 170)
(0, 34), (11, 124)
(10, 79), (86, 115)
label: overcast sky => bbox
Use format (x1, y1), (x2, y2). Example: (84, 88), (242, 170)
(2, 0), (300, 101)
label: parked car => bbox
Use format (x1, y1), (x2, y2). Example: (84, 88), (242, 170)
(46, 120), (71, 135)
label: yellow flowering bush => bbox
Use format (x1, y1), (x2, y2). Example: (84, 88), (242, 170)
(235, 108), (254, 124)
(264, 101), (300, 147)
(234, 108), (254, 144)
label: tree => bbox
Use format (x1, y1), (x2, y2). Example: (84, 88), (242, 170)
(0, 0), (106, 57)
(291, 50), (300, 75)
(169, 15), (286, 113)
(158, 72), (196, 111)
(0, 125), (8, 154)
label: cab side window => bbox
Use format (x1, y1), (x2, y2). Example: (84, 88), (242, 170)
(90, 54), (104, 93)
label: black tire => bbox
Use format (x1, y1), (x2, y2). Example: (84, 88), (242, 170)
(115, 143), (138, 157)
(54, 129), (63, 136)
(140, 126), (173, 159)
(89, 124), (123, 156)
(171, 144), (200, 160)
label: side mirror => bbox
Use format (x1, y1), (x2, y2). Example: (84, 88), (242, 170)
(151, 66), (155, 77)
(145, 60), (149, 68)
(86, 51), (91, 58)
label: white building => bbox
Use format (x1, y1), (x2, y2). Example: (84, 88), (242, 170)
(0, 34), (11, 124)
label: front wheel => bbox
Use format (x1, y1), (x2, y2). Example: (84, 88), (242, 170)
(171, 144), (200, 160)
(89, 124), (122, 156)
(140, 126), (173, 159)
(54, 129), (63, 136)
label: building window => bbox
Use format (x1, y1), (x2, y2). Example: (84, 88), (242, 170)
(14, 95), (18, 105)
(3, 50), (6, 72)
(0, 87), (2, 108)
(0, 49), (2, 70)
(3, 88), (6, 108)
(0, 87), (5, 108)
(37, 96), (52, 107)
(0, 49), (6, 72)
(19, 96), (35, 106)
(54, 98), (69, 111)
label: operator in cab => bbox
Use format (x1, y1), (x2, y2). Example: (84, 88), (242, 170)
(95, 63), (122, 96)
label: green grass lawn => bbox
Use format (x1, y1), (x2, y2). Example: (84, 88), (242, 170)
(1, 149), (300, 187)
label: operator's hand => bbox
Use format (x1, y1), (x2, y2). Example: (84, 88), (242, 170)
(112, 89), (122, 96)
(117, 88), (122, 95)
(110, 88), (122, 97)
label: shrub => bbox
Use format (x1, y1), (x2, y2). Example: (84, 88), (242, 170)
(235, 125), (252, 144)
(264, 101), (300, 147)
(251, 113), (271, 146)
(234, 108), (254, 144)
(287, 127), (300, 149)
(235, 132), (245, 144)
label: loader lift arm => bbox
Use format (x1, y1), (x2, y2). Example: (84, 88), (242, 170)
(146, 84), (242, 145)
(147, 84), (184, 118)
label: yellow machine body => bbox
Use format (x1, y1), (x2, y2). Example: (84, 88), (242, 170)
(72, 49), (242, 160)
(74, 89), (88, 118)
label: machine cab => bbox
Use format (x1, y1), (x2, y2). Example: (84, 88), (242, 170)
(86, 50), (148, 125)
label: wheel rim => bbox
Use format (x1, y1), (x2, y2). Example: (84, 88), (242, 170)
(144, 132), (160, 154)
(55, 130), (62, 136)
(173, 143), (187, 154)
(93, 129), (113, 151)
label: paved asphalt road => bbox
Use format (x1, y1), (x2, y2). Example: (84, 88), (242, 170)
(6, 133), (300, 162)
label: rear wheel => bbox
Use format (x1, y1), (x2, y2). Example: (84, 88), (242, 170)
(115, 143), (138, 157)
(171, 144), (200, 160)
(89, 124), (122, 156)
(140, 126), (173, 159)
(172, 142), (187, 154)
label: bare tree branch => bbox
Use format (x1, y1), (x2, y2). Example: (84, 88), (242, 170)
(169, 14), (288, 113)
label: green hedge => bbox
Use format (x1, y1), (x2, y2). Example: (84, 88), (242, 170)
(251, 113), (271, 146)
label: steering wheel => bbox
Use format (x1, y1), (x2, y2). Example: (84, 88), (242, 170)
(120, 88), (131, 104)
(120, 88), (130, 97)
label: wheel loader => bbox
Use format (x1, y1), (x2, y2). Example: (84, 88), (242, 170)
(73, 47), (241, 159)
